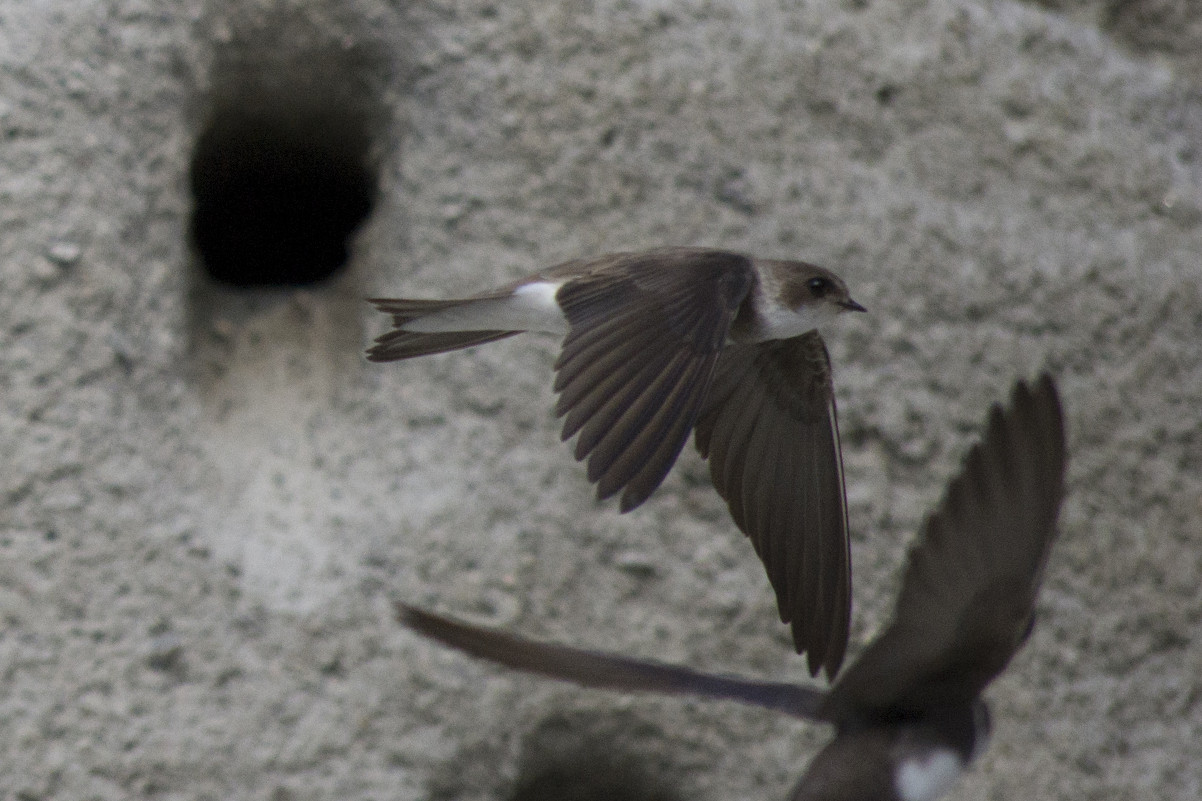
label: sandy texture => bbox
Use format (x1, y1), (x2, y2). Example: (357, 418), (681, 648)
(2, 0), (1200, 799)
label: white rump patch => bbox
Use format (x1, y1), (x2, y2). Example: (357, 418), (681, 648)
(894, 750), (964, 801)
(402, 281), (568, 334)
(511, 281), (568, 329)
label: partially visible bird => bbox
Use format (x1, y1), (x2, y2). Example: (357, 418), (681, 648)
(399, 375), (1068, 801)
(370, 247), (866, 677)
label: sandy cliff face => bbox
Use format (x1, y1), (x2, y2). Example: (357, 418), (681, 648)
(2, 1), (1199, 799)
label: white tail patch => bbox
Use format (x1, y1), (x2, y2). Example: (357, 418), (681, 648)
(894, 749), (964, 801)
(402, 281), (568, 334)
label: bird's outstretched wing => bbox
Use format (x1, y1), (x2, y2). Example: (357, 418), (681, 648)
(830, 375), (1067, 714)
(552, 250), (755, 512)
(398, 603), (827, 720)
(694, 333), (851, 679)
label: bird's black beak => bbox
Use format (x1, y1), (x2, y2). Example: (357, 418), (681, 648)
(840, 298), (868, 313)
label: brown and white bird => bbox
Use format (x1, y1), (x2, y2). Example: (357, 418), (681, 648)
(398, 375), (1068, 801)
(369, 247), (866, 677)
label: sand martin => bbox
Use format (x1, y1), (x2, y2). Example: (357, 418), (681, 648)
(398, 375), (1068, 801)
(370, 247), (865, 677)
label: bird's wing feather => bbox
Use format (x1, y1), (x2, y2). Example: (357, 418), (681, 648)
(398, 603), (827, 720)
(553, 250), (755, 511)
(830, 374), (1067, 713)
(693, 333), (851, 679)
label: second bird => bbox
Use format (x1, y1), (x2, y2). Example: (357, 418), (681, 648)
(368, 247), (866, 677)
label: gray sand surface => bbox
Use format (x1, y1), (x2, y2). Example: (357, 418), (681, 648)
(2, 1), (1200, 798)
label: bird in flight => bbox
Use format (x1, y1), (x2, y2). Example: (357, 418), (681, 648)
(370, 247), (866, 677)
(398, 375), (1068, 801)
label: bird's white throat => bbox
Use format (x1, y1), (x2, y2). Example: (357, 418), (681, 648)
(756, 301), (841, 341)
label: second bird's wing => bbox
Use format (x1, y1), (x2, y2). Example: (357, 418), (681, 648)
(830, 375), (1067, 714)
(399, 603), (827, 720)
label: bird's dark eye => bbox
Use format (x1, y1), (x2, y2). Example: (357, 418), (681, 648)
(807, 277), (831, 298)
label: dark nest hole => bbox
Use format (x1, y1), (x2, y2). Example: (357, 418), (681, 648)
(189, 93), (378, 288)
